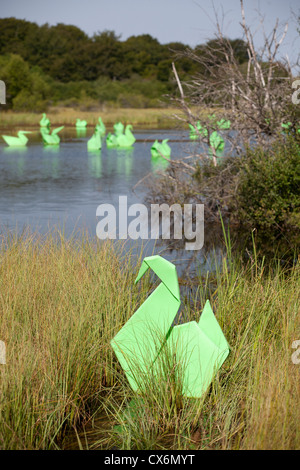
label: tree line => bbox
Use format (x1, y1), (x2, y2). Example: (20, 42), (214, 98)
(0, 17), (250, 110)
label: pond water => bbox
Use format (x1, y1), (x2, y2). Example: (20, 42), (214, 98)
(0, 126), (228, 276)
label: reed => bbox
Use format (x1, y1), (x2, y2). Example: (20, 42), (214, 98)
(0, 107), (179, 129)
(93, 235), (300, 450)
(0, 106), (218, 129)
(0, 229), (298, 450)
(0, 230), (148, 449)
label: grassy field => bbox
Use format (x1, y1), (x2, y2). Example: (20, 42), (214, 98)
(0, 106), (219, 129)
(0, 107), (180, 129)
(0, 231), (299, 450)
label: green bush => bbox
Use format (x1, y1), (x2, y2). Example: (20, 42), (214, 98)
(235, 136), (300, 235)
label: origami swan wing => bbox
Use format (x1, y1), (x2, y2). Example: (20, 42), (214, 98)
(111, 255), (180, 391)
(52, 126), (64, 135)
(168, 300), (229, 397)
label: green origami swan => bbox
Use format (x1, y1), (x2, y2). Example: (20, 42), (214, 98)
(2, 130), (32, 147)
(113, 121), (124, 136)
(106, 132), (118, 148)
(106, 125), (136, 149)
(76, 118), (87, 128)
(116, 124), (136, 148)
(189, 122), (208, 140)
(95, 117), (106, 136)
(41, 126), (64, 145)
(87, 128), (102, 151)
(111, 255), (229, 398)
(40, 113), (50, 128)
(151, 139), (171, 158)
(209, 131), (225, 152)
(217, 118), (231, 130)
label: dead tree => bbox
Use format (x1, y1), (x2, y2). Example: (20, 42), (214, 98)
(170, 0), (298, 164)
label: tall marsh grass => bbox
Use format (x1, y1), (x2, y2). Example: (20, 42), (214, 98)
(0, 231), (148, 449)
(0, 107), (178, 129)
(98, 239), (300, 450)
(0, 230), (299, 450)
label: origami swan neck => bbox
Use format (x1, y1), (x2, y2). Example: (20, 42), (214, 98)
(135, 255), (180, 302)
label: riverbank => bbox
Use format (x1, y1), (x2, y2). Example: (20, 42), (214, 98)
(0, 231), (299, 450)
(0, 106), (218, 129)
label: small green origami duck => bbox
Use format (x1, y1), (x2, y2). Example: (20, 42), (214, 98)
(113, 122), (124, 136)
(75, 118), (87, 128)
(116, 125), (136, 148)
(41, 126), (64, 145)
(209, 131), (225, 152)
(95, 117), (106, 136)
(106, 132), (118, 148)
(111, 255), (229, 398)
(2, 130), (32, 147)
(217, 118), (231, 130)
(87, 128), (102, 151)
(40, 113), (50, 128)
(151, 139), (171, 158)
(189, 122), (208, 139)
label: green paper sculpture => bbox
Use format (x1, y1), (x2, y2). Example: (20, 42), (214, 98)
(41, 126), (64, 145)
(116, 125), (136, 148)
(281, 122), (300, 135)
(106, 132), (118, 148)
(87, 129), (102, 151)
(111, 255), (229, 398)
(40, 113), (50, 128)
(189, 122), (208, 139)
(281, 122), (292, 133)
(2, 131), (32, 147)
(209, 131), (225, 152)
(151, 139), (171, 158)
(217, 118), (231, 130)
(113, 122), (124, 136)
(95, 117), (106, 136)
(76, 119), (87, 128)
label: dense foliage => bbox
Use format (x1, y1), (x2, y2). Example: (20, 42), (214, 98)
(192, 135), (300, 253)
(0, 17), (249, 110)
(235, 137), (300, 234)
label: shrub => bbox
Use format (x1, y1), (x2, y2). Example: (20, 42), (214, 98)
(234, 136), (300, 237)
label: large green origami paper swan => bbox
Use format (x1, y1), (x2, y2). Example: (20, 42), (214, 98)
(111, 255), (229, 398)
(2, 131), (32, 147)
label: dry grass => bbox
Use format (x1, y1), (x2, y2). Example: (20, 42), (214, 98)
(0, 105), (220, 129)
(0, 230), (298, 450)
(0, 107), (180, 129)
(0, 231), (148, 449)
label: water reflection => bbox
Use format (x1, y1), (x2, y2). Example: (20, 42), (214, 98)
(43, 145), (60, 154)
(151, 155), (170, 173)
(88, 152), (102, 178)
(41, 155), (60, 178)
(76, 128), (87, 138)
(3, 146), (28, 154)
(115, 148), (133, 177)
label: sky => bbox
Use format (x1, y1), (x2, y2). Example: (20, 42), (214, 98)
(1, 0), (299, 66)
